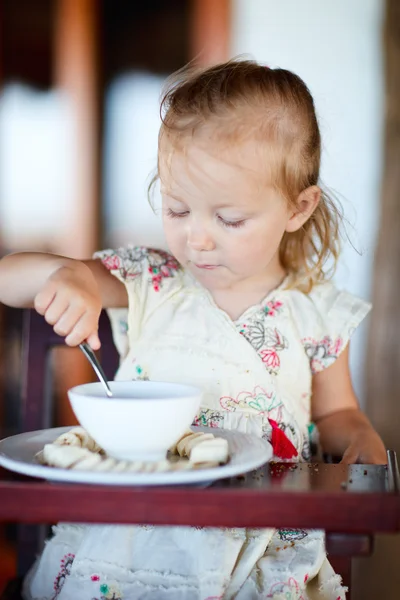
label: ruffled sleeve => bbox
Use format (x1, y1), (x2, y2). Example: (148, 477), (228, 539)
(93, 246), (182, 359)
(291, 282), (371, 374)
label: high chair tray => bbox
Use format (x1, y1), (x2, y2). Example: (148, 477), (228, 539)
(0, 441), (398, 534)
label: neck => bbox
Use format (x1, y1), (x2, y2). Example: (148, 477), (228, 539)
(209, 263), (287, 321)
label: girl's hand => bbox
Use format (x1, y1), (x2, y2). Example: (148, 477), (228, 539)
(341, 429), (387, 465)
(34, 261), (102, 350)
(312, 346), (387, 465)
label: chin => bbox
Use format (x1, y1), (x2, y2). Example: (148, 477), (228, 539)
(194, 271), (231, 290)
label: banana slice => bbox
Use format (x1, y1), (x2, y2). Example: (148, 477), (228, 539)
(152, 460), (171, 472)
(53, 427), (103, 453)
(73, 453), (102, 471)
(182, 433), (215, 456)
(189, 438), (229, 465)
(93, 457), (117, 472)
(169, 429), (193, 455)
(127, 461), (145, 472)
(177, 432), (204, 457)
(140, 462), (158, 473)
(112, 461), (130, 472)
(39, 430), (229, 473)
(170, 460), (193, 471)
(42, 444), (92, 469)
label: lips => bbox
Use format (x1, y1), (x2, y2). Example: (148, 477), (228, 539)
(194, 264), (219, 270)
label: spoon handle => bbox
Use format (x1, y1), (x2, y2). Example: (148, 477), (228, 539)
(79, 342), (113, 397)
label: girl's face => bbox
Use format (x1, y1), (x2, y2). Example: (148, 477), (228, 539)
(160, 139), (294, 293)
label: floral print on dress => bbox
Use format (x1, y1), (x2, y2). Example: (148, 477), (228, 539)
(238, 303), (288, 375)
(193, 408), (224, 428)
(131, 359), (149, 381)
(267, 576), (305, 599)
(91, 579), (123, 600)
(97, 246), (181, 292)
(52, 553), (75, 599)
(220, 386), (281, 416)
(260, 347), (281, 372)
(278, 529), (308, 543)
(263, 299), (283, 317)
(302, 335), (343, 373)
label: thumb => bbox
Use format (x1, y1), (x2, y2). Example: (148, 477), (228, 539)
(87, 331), (101, 351)
(341, 444), (359, 465)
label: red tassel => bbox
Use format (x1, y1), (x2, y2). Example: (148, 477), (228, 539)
(268, 419), (298, 459)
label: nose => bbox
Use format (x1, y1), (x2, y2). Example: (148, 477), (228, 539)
(187, 219), (215, 252)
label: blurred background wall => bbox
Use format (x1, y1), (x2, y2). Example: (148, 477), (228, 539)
(0, 1), (398, 598)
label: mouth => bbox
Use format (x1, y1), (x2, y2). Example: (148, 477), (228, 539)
(194, 264), (220, 270)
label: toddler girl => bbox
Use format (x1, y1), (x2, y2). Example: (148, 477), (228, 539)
(0, 59), (386, 600)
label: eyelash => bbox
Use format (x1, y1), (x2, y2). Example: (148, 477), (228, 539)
(166, 209), (246, 229)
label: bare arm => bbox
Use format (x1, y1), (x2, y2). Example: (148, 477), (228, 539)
(84, 259), (128, 308)
(0, 253), (127, 309)
(312, 345), (386, 464)
(0, 252), (128, 348)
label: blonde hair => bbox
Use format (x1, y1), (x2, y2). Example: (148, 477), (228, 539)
(152, 58), (341, 292)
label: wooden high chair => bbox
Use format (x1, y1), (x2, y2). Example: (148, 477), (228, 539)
(0, 308), (399, 600)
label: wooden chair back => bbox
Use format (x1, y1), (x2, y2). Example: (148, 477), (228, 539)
(16, 309), (119, 576)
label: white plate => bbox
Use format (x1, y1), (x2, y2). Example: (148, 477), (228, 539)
(0, 426), (272, 486)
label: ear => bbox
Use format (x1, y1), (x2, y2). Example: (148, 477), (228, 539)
(285, 185), (321, 233)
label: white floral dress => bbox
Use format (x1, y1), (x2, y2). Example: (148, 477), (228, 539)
(23, 247), (370, 600)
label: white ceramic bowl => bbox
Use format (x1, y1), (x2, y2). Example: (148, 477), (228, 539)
(68, 381), (202, 461)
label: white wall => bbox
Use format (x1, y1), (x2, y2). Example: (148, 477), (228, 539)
(231, 0), (385, 402)
(0, 85), (74, 251)
(103, 74), (167, 250)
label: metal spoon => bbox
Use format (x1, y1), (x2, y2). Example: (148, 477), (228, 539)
(79, 342), (113, 398)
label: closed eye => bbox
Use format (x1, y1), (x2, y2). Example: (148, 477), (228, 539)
(166, 208), (189, 219)
(218, 216), (246, 229)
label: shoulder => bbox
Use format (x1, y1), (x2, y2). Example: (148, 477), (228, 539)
(93, 246), (183, 291)
(287, 281), (371, 324)
(284, 281), (371, 373)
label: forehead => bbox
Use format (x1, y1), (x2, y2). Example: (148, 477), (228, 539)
(159, 135), (272, 200)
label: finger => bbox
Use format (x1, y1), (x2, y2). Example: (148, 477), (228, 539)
(64, 313), (99, 347)
(34, 284), (57, 316)
(87, 331), (101, 351)
(43, 295), (70, 326)
(53, 304), (86, 337)
(340, 446), (359, 464)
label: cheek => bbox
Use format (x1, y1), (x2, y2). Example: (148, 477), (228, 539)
(229, 219), (286, 262)
(163, 218), (186, 252)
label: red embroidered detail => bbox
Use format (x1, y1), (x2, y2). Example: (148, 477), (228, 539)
(263, 300), (283, 316)
(102, 254), (121, 271)
(260, 348), (280, 370)
(269, 419), (298, 459)
(91, 574), (100, 581)
(52, 553), (75, 599)
(267, 576), (304, 599)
